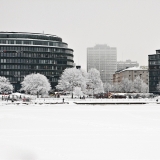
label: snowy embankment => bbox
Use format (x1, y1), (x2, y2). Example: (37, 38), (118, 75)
(0, 104), (160, 160)
(0, 97), (158, 105)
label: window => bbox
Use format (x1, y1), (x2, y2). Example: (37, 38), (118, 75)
(8, 40), (14, 44)
(24, 41), (31, 45)
(16, 40), (22, 44)
(1, 40), (6, 44)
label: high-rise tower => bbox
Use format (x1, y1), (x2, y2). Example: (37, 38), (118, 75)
(87, 44), (117, 84)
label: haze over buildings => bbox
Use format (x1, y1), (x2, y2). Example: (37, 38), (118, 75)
(117, 60), (139, 71)
(0, 0), (160, 70)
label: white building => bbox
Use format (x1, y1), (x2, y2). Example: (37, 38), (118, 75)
(87, 44), (117, 84)
(113, 66), (149, 85)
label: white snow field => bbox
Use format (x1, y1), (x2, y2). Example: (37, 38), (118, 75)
(0, 103), (160, 160)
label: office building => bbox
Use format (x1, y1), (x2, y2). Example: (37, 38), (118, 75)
(117, 59), (139, 71)
(87, 44), (117, 84)
(148, 50), (160, 93)
(0, 32), (74, 91)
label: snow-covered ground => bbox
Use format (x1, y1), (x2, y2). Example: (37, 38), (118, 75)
(0, 103), (160, 160)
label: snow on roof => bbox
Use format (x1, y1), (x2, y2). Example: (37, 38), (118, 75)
(116, 66), (148, 73)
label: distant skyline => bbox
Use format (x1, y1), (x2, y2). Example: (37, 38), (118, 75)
(1, 0), (160, 70)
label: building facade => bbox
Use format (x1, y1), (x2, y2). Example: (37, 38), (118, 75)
(113, 66), (149, 85)
(148, 50), (160, 93)
(87, 44), (117, 84)
(117, 59), (139, 71)
(0, 32), (74, 92)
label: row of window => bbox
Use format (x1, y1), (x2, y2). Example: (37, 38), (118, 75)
(0, 52), (73, 60)
(1, 58), (70, 64)
(0, 65), (67, 70)
(6, 76), (58, 83)
(149, 61), (160, 65)
(149, 77), (160, 81)
(0, 70), (61, 76)
(0, 39), (67, 47)
(1, 59), (57, 64)
(0, 33), (61, 42)
(149, 55), (160, 60)
(0, 46), (73, 54)
(0, 59), (73, 65)
(149, 82), (159, 86)
(149, 71), (160, 76)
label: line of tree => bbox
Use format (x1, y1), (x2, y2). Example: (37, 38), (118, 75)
(56, 68), (104, 98)
(0, 73), (51, 97)
(56, 68), (149, 98)
(0, 68), (150, 97)
(104, 76), (149, 93)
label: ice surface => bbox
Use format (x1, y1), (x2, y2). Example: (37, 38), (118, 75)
(0, 103), (160, 160)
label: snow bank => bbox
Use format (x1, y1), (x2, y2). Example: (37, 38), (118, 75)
(0, 104), (160, 160)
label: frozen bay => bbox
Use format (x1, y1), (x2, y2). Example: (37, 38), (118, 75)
(0, 103), (160, 160)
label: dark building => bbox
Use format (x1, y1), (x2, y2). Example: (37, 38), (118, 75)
(0, 32), (74, 92)
(148, 50), (160, 94)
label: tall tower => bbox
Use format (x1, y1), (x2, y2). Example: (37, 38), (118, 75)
(87, 44), (117, 84)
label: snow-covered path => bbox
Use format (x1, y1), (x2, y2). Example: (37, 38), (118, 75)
(0, 104), (160, 160)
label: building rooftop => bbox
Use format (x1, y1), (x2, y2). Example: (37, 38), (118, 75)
(115, 66), (148, 73)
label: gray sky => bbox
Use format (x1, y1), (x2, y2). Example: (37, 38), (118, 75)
(0, 0), (160, 70)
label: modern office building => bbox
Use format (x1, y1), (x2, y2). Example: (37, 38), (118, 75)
(87, 44), (117, 84)
(0, 32), (74, 91)
(117, 59), (139, 71)
(113, 66), (149, 85)
(148, 50), (160, 94)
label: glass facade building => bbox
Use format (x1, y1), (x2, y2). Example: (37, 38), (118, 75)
(0, 32), (74, 91)
(148, 50), (160, 93)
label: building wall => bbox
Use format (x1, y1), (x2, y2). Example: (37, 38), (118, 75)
(0, 32), (74, 91)
(113, 68), (149, 85)
(87, 44), (117, 84)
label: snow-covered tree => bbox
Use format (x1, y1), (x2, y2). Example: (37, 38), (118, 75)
(119, 78), (133, 93)
(133, 76), (148, 93)
(73, 87), (83, 97)
(0, 76), (13, 93)
(112, 83), (120, 92)
(103, 82), (112, 93)
(141, 82), (149, 93)
(56, 68), (86, 98)
(86, 68), (104, 96)
(20, 73), (51, 96)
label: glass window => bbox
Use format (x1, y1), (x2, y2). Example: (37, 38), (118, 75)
(16, 40), (22, 44)
(24, 41), (31, 45)
(1, 40), (6, 44)
(8, 40), (14, 44)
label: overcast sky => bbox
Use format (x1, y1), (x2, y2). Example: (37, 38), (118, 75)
(0, 0), (160, 70)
